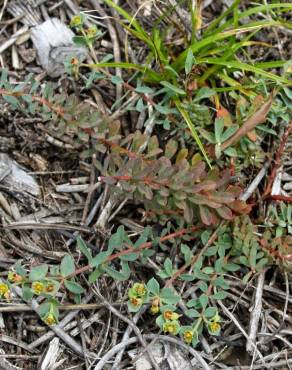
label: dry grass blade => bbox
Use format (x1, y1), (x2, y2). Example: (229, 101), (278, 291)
(221, 93), (274, 150)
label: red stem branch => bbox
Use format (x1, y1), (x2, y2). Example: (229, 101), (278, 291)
(69, 226), (201, 279)
(264, 120), (292, 197)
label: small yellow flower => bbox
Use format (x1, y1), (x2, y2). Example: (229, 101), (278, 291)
(70, 15), (83, 28)
(85, 26), (97, 38)
(0, 283), (9, 297)
(130, 297), (142, 307)
(44, 313), (56, 326)
(133, 283), (147, 297)
(8, 272), (23, 283)
(45, 283), (55, 293)
(183, 331), (193, 344)
(209, 321), (220, 333)
(32, 282), (44, 295)
(163, 310), (180, 321)
(163, 321), (179, 334)
(150, 305), (159, 314)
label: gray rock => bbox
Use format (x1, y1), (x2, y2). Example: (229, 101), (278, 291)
(31, 18), (87, 78)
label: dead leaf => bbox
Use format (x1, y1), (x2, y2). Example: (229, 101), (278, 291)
(221, 93), (274, 150)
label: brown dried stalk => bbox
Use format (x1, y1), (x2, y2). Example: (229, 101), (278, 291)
(221, 93), (274, 151)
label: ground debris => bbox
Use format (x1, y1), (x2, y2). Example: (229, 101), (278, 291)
(0, 153), (40, 196)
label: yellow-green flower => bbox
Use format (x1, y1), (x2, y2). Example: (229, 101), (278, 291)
(208, 321), (221, 334)
(8, 272), (23, 283)
(163, 320), (180, 335)
(70, 15), (83, 28)
(0, 282), (9, 298)
(32, 281), (44, 295)
(44, 313), (56, 326)
(163, 310), (180, 321)
(132, 283), (147, 297)
(150, 304), (160, 314)
(45, 282), (55, 293)
(130, 297), (142, 307)
(85, 26), (97, 38)
(183, 330), (193, 344)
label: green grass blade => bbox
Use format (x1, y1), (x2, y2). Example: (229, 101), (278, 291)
(85, 62), (162, 82)
(198, 59), (291, 85)
(172, 20), (282, 72)
(102, 0), (154, 50)
(174, 99), (212, 169)
(207, 3), (292, 35)
(204, 0), (241, 35)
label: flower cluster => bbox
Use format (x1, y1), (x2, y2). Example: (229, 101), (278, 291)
(127, 281), (221, 347)
(128, 283), (148, 310)
(0, 282), (10, 300)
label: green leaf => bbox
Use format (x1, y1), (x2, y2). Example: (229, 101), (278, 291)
(108, 226), (125, 250)
(215, 118), (224, 143)
(160, 81), (186, 96)
(160, 288), (180, 304)
(198, 281), (208, 292)
(164, 258), (174, 276)
(91, 251), (108, 267)
(204, 307), (217, 318)
(64, 280), (85, 294)
(134, 227), (151, 248)
(135, 85), (154, 94)
(111, 75), (124, 84)
(223, 147), (237, 157)
(181, 244), (192, 264)
(89, 266), (103, 283)
(3, 94), (19, 108)
(77, 237), (92, 263)
(202, 267), (214, 274)
(37, 301), (51, 318)
(72, 35), (88, 46)
(165, 65), (179, 78)
(119, 252), (139, 261)
(185, 49), (194, 75)
(185, 309), (200, 318)
(103, 262), (130, 281)
(29, 264), (48, 281)
(221, 125), (239, 142)
(203, 246), (218, 256)
(214, 276), (229, 290)
(211, 291), (228, 300)
(15, 262), (26, 277)
(199, 294), (208, 309)
(198, 128), (216, 144)
(60, 255), (75, 277)
(22, 284), (34, 301)
(180, 273), (196, 281)
(194, 87), (215, 102)
(223, 263), (241, 272)
(147, 278), (160, 295)
(156, 314), (165, 329)
(0, 69), (8, 88)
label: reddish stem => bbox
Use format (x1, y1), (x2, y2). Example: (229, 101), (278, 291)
(264, 120), (292, 197)
(69, 226), (200, 279)
(269, 195), (292, 203)
(165, 226), (219, 287)
(0, 89), (64, 118)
